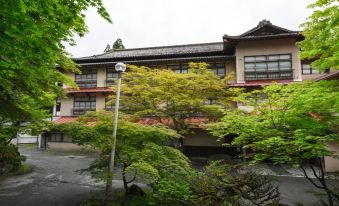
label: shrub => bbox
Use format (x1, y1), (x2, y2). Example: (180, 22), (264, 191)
(150, 178), (195, 206)
(189, 161), (280, 206)
(0, 144), (26, 175)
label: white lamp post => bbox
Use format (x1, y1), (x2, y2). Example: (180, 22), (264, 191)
(106, 62), (126, 195)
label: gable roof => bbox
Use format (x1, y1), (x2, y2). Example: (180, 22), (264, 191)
(240, 19), (296, 37)
(223, 20), (302, 41)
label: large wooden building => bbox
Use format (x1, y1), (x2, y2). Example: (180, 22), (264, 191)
(44, 20), (339, 170)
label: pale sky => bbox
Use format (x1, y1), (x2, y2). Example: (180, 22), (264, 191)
(65, 0), (314, 58)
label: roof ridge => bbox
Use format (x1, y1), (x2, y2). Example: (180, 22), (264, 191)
(87, 42), (223, 58)
(239, 20), (295, 37)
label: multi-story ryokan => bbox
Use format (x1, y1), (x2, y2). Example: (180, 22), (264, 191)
(44, 20), (339, 171)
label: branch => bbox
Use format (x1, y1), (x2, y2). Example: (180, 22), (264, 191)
(300, 165), (324, 189)
(126, 170), (138, 184)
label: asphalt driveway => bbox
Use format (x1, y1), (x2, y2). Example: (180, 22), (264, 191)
(0, 146), (103, 206)
(0, 145), (338, 206)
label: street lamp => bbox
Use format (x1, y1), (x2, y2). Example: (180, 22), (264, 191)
(106, 62), (126, 196)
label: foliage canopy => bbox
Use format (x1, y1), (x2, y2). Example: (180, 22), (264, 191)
(0, 0), (111, 142)
(109, 63), (232, 134)
(299, 0), (339, 70)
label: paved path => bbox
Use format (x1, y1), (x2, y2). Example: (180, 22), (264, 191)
(0, 146), (103, 206)
(0, 146), (338, 206)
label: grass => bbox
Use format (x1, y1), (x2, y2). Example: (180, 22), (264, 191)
(15, 163), (31, 175)
(0, 163), (31, 179)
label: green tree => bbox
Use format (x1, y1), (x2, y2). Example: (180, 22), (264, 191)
(104, 38), (125, 52)
(104, 44), (111, 53)
(190, 161), (280, 206)
(299, 0), (339, 70)
(206, 81), (339, 205)
(53, 111), (192, 196)
(110, 63), (232, 135)
(112, 38), (125, 51)
(0, 0), (111, 169)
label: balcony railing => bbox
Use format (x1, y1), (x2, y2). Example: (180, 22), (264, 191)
(245, 70), (293, 81)
(72, 108), (96, 116)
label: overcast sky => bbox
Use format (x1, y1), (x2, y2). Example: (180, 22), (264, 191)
(65, 0), (314, 58)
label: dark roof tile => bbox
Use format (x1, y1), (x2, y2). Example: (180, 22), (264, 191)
(74, 42), (224, 61)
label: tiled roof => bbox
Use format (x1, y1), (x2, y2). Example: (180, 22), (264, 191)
(53, 116), (213, 128)
(223, 20), (302, 42)
(224, 33), (301, 41)
(315, 71), (339, 81)
(77, 55), (234, 67)
(228, 80), (294, 87)
(239, 19), (296, 37)
(54, 116), (77, 124)
(66, 87), (114, 93)
(74, 42), (224, 61)
(138, 117), (213, 128)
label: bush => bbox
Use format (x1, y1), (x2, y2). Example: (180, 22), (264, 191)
(149, 178), (195, 206)
(189, 161), (280, 206)
(0, 144), (26, 175)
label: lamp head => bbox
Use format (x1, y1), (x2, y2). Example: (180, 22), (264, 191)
(115, 62), (126, 72)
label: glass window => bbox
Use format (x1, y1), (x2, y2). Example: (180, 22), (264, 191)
(245, 63), (255, 72)
(168, 64), (188, 74)
(267, 62), (279, 71)
(244, 54), (293, 81)
(75, 68), (97, 88)
(302, 64), (322, 74)
(256, 63), (267, 71)
(209, 63), (226, 77)
(255, 56), (266, 61)
(105, 96), (114, 110)
(73, 96), (96, 115)
(268, 55), (279, 61)
(48, 133), (63, 142)
(279, 61), (292, 70)
(106, 68), (119, 86)
(279, 54), (291, 60)
(244, 56), (256, 62)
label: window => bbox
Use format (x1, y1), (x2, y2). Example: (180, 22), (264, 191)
(301, 64), (325, 75)
(47, 133), (72, 143)
(105, 96), (114, 110)
(106, 68), (119, 86)
(244, 54), (293, 81)
(73, 96), (96, 115)
(75, 68), (97, 88)
(209, 63), (226, 77)
(48, 133), (63, 142)
(55, 98), (61, 116)
(168, 64), (188, 74)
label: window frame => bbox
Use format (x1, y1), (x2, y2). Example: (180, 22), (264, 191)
(73, 96), (96, 115)
(106, 68), (119, 86)
(209, 62), (226, 77)
(301, 63), (325, 75)
(167, 64), (188, 74)
(75, 68), (97, 88)
(244, 54), (293, 81)
(105, 96), (114, 110)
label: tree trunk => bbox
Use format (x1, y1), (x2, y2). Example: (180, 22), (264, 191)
(300, 159), (336, 206)
(122, 163), (129, 193)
